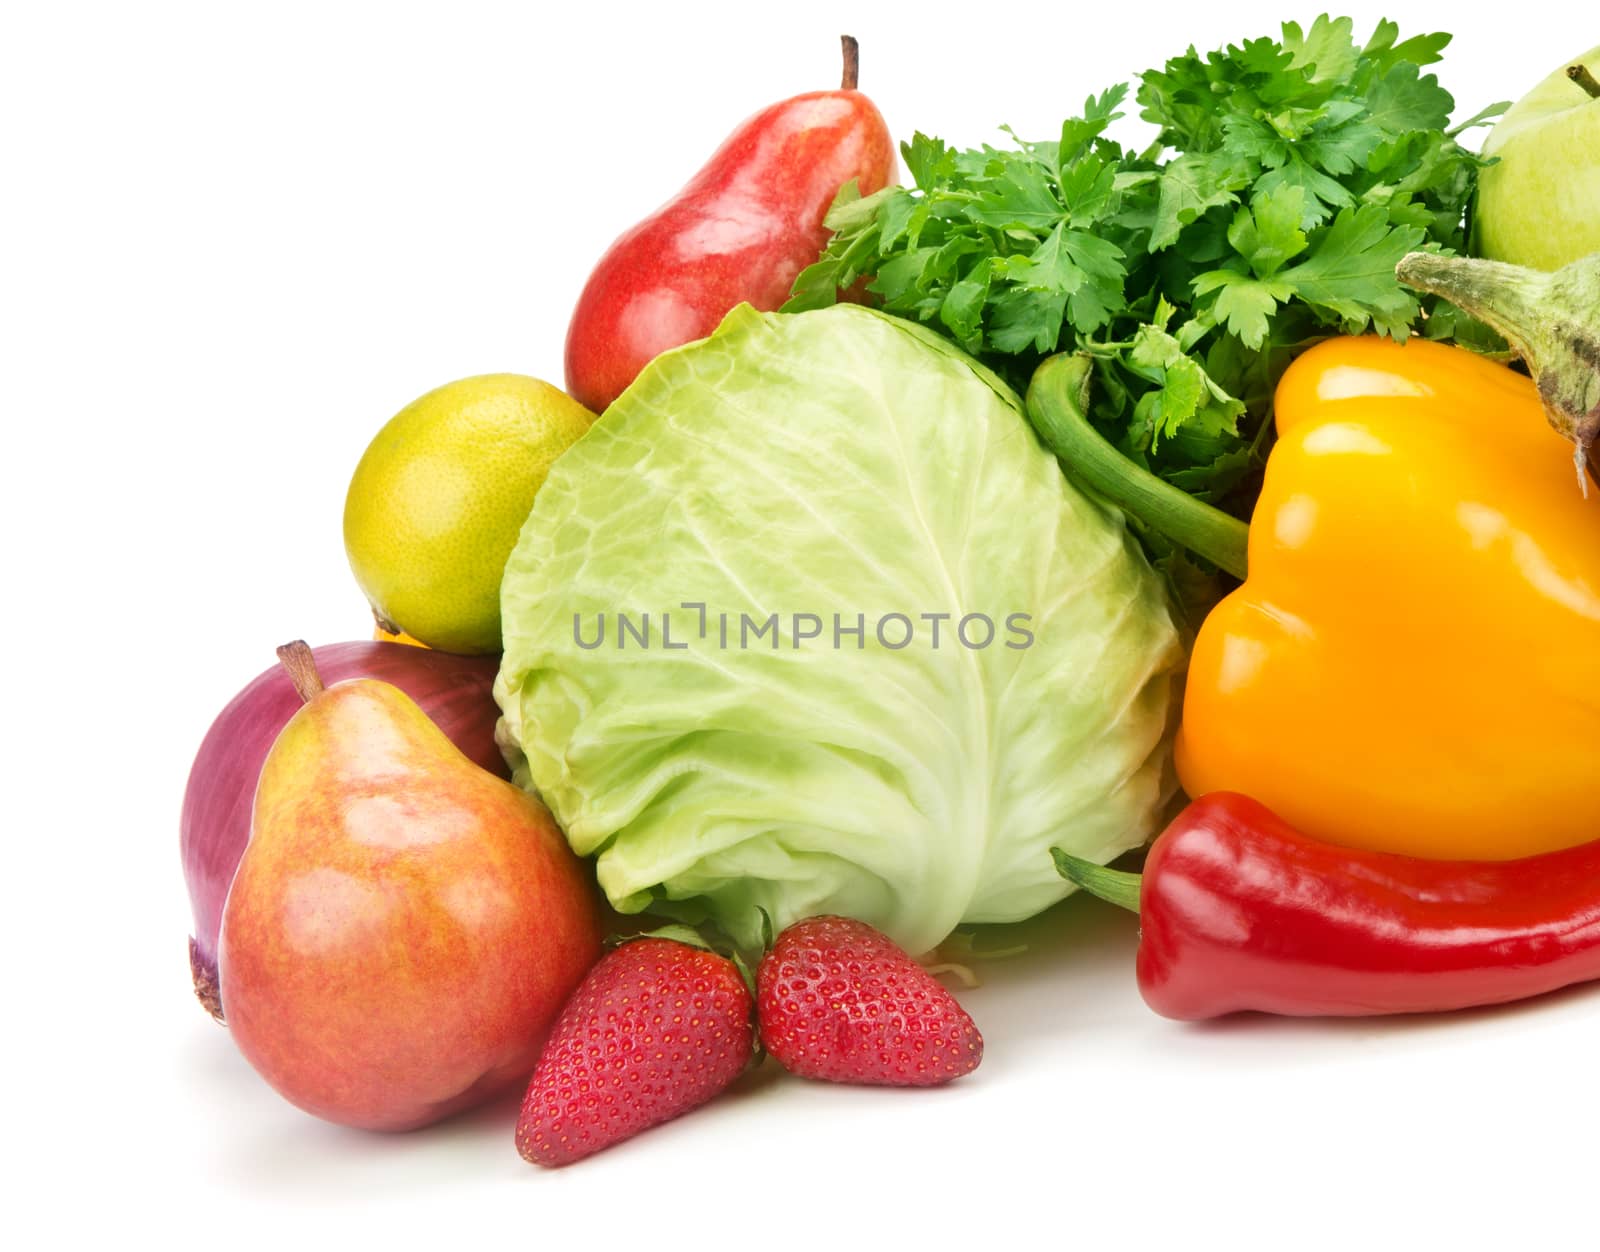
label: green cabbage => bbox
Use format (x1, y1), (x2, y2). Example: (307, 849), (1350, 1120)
(496, 304), (1183, 953)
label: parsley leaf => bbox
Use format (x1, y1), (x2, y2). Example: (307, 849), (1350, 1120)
(1150, 150), (1254, 250)
(1278, 204), (1427, 335)
(1283, 14), (1360, 85)
(783, 16), (1500, 524)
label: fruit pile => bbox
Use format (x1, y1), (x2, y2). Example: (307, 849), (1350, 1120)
(181, 38), (984, 1163)
(187, 637), (982, 1152)
(181, 22), (1600, 1167)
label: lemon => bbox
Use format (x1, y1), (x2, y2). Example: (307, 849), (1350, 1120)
(343, 374), (596, 655)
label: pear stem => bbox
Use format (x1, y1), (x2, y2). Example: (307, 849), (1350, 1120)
(840, 35), (859, 91)
(275, 639), (325, 704)
(1569, 64), (1600, 99)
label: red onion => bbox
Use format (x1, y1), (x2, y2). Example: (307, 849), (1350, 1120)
(181, 641), (505, 1019)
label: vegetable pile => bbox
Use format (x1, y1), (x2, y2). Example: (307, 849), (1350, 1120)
(178, 14), (1600, 1170)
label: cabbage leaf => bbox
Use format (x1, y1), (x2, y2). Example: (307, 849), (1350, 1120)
(496, 304), (1182, 953)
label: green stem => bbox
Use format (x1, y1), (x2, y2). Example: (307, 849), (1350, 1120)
(1025, 353), (1251, 580)
(1050, 848), (1142, 914)
(1396, 251), (1600, 485)
(1569, 63), (1600, 100)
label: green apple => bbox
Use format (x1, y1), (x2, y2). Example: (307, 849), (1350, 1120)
(1473, 46), (1600, 271)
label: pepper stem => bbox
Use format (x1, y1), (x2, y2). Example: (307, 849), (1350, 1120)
(1396, 251), (1600, 490)
(1051, 848), (1143, 914)
(1025, 353), (1250, 580)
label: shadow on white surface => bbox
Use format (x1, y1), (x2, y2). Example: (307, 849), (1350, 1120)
(955, 887), (1600, 1065)
(168, 870), (1600, 1206)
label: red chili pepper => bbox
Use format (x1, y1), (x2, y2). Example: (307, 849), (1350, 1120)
(1053, 792), (1600, 1020)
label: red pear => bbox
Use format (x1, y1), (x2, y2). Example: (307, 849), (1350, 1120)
(182, 640), (505, 1021)
(564, 35), (895, 413)
(218, 643), (602, 1131)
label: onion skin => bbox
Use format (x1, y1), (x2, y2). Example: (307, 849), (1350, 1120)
(181, 642), (504, 1019)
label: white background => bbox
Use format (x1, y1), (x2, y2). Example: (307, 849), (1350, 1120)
(6, 1), (1594, 1247)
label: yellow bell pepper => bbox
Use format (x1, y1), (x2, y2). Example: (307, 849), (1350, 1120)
(1175, 335), (1600, 859)
(1025, 247), (1600, 861)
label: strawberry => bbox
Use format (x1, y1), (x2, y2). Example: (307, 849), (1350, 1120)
(515, 935), (754, 1167)
(756, 916), (983, 1087)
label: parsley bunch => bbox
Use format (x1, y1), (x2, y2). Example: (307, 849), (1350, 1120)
(786, 16), (1504, 514)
